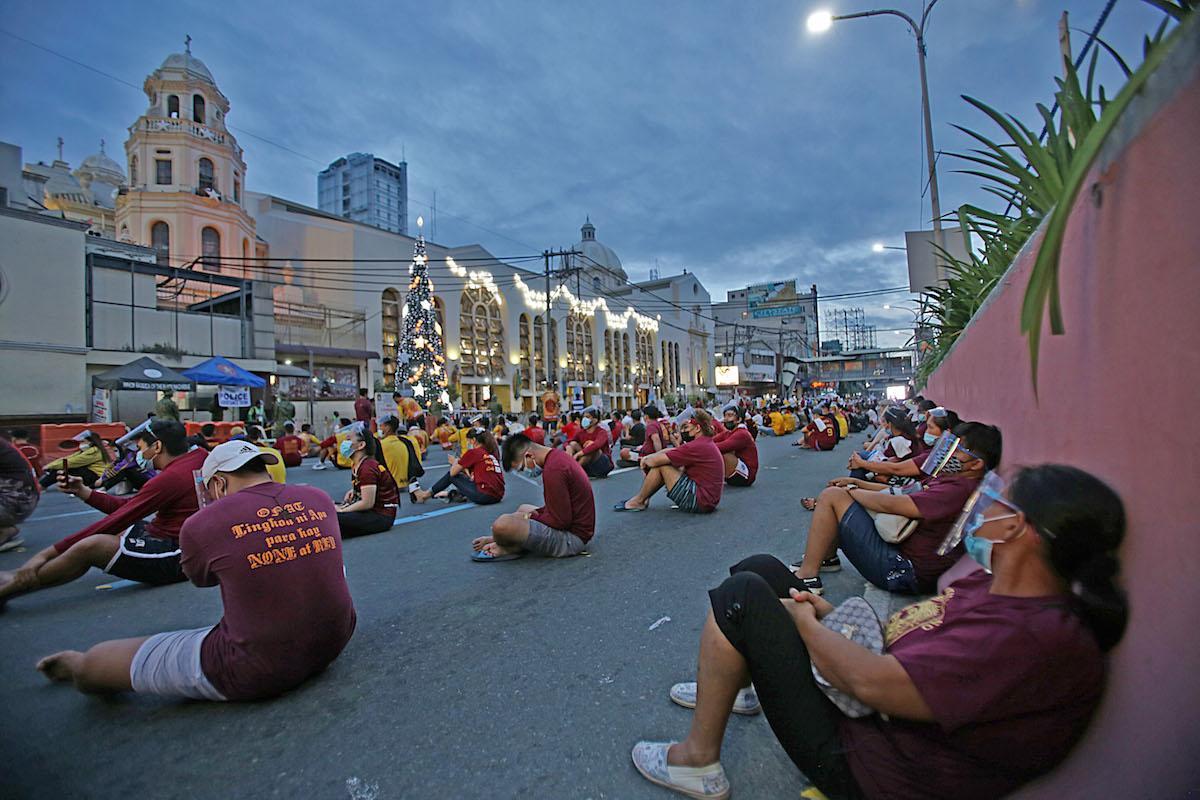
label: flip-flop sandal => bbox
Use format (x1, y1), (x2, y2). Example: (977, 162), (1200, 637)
(471, 550), (525, 562)
(800, 498), (817, 511)
(0, 537), (24, 553)
(612, 501), (647, 512)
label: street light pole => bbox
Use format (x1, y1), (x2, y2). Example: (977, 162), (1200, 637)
(812, 2), (945, 258)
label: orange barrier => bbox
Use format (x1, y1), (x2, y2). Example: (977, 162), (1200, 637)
(39, 423), (129, 465)
(184, 421), (239, 445)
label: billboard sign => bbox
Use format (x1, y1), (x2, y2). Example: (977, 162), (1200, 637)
(715, 365), (740, 386)
(747, 280), (805, 319)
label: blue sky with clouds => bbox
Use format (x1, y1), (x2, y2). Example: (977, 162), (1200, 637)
(1, 0), (1172, 344)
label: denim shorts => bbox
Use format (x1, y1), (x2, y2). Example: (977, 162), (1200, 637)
(836, 502), (919, 594)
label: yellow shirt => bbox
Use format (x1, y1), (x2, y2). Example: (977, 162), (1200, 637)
(434, 425), (455, 448)
(256, 444), (288, 483)
(378, 434), (410, 489)
(335, 432), (352, 468)
(835, 412), (849, 439)
(45, 446), (107, 477)
(783, 413), (797, 433)
(454, 427), (471, 453)
(769, 412), (786, 436)
(409, 429), (429, 456)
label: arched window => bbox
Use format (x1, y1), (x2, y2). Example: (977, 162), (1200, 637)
(381, 288), (401, 387)
(193, 94), (206, 124)
(167, 95), (179, 118)
(674, 343), (682, 390)
(532, 315), (545, 388)
(459, 287), (504, 378)
(592, 275), (602, 291)
(603, 331), (615, 393)
(518, 313), (532, 392)
(565, 312), (594, 383)
(661, 341), (668, 390)
(637, 330), (654, 381)
(621, 332), (632, 392)
(130, 155), (138, 185)
(151, 221), (170, 265)
(198, 158), (215, 194)
(201, 226), (220, 268)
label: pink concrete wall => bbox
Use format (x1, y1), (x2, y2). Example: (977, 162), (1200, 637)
(924, 52), (1200, 796)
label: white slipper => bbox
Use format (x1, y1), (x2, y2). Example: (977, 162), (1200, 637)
(631, 741), (730, 800)
(670, 682), (761, 715)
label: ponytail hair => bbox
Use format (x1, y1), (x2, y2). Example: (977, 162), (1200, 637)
(1009, 464), (1128, 652)
(467, 427), (500, 459)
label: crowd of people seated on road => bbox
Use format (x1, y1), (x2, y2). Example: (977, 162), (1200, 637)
(0, 391), (1126, 800)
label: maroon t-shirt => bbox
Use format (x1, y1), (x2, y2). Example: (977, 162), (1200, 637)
(458, 446), (505, 499)
(841, 571), (1105, 799)
(666, 436), (724, 512)
(903, 473), (979, 590)
(180, 482), (356, 701)
(353, 396), (373, 423)
(573, 425), (611, 457)
(352, 457), (399, 519)
(530, 448), (595, 543)
(713, 425), (758, 483)
(522, 426), (546, 445)
(54, 447), (207, 553)
(275, 434), (305, 467)
(641, 419), (665, 456)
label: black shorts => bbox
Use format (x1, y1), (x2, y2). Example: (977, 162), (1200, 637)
(105, 522), (186, 585)
(725, 473), (753, 487)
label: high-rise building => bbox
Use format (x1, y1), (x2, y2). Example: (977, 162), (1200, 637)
(317, 152), (407, 235)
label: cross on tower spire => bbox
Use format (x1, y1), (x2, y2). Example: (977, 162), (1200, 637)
(56, 136), (63, 161)
(185, 34), (192, 54)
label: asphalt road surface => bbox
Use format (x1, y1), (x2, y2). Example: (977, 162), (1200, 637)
(0, 435), (872, 800)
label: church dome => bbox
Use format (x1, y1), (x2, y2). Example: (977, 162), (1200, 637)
(157, 51), (216, 84)
(78, 142), (126, 185)
(576, 218), (626, 283)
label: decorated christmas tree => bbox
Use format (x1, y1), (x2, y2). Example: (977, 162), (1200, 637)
(397, 217), (447, 402)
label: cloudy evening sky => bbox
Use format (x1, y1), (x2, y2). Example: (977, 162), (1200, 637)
(0, 0), (1170, 345)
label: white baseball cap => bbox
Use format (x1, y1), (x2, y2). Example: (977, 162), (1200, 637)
(201, 440), (279, 484)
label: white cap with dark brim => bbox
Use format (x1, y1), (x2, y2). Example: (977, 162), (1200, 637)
(201, 440), (279, 484)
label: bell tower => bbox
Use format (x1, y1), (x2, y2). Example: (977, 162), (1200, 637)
(116, 39), (256, 272)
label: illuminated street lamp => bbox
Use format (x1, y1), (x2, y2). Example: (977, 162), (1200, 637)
(806, 3), (945, 256)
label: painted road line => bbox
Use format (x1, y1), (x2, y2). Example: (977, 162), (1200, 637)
(392, 503), (476, 527)
(95, 579), (142, 591)
(608, 466), (640, 476)
(30, 509), (104, 522)
(511, 471), (542, 487)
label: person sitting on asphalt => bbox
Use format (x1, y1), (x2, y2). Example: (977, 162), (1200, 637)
(763, 406), (785, 437)
(36, 440), (356, 703)
(797, 405), (838, 451)
(298, 423), (321, 457)
(413, 427), (504, 506)
(377, 415), (425, 501)
(619, 408), (646, 454)
(312, 417), (350, 470)
(614, 409), (724, 514)
(245, 426), (286, 483)
(334, 424), (400, 538)
(0, 437), (39, 553)
(186, 423), (217, 452)
(273, 422), (305, 468)
(555, 411), (582, 449)
(632, 463), (1127, 800)
(434, 417), (457, 451)
(39, 430), (110, 489)
(847, 406), (964, 485)
(713, 405), (758, 487)
(566, 407), (614, 479)
(407, 417), (430, 456)
(522, 413), (546, 445)
(791, 421), (1002, 596)
(620, 405), (664, 465)
(607, 410), (624, 446)
(7, 428), (42, 473)
(470, 433), (596, 562)
(0, 420), (207, 609)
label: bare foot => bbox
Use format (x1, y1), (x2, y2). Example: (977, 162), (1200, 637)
(37, 651), (83, 683)
(472, 535), (493, 552)
(800, 498), (817, 511)
(412, 490), (431, 504)
(481, 541), (519, 557)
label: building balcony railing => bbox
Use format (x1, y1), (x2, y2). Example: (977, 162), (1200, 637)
(133, 117), (244, 159)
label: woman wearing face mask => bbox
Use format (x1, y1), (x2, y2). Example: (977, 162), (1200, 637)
(413, 428), (505, 505)
(566, 408), (614, 479)
(39, 431), (111, 489)
(334, 426), (400, 538)
(922, 406), (960, 448)
(634, 463), (1126, 800)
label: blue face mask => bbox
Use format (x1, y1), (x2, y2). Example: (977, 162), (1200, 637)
(963, 530), (994, 572)
(339, 440), (354, 459)
(136, 452), (151, 471)
(923, 431), (938, 446)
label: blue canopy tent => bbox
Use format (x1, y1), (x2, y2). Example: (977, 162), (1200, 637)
(181, 357), (266, 388)
(181, 357), (266, 423)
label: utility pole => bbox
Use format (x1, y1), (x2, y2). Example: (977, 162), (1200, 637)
(542, 248), (582, 396)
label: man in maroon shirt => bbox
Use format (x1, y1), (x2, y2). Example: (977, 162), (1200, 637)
(620, 405), (665, 464)
(614, 410), (724, 514)
(469, 433), (596, 562)
(565, 407), (614, 478)
(35, 440), (355, 701)
(792, 421), (1002, 596)
(0, 420), (206, 609)
(714, 405), (758, 487)
(353, 388), (374, 428)
(273, 422), (306, 468)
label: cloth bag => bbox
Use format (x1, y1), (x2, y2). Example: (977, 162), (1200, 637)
(811, 596), (884, 718)
(868, 509), (918, 543)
